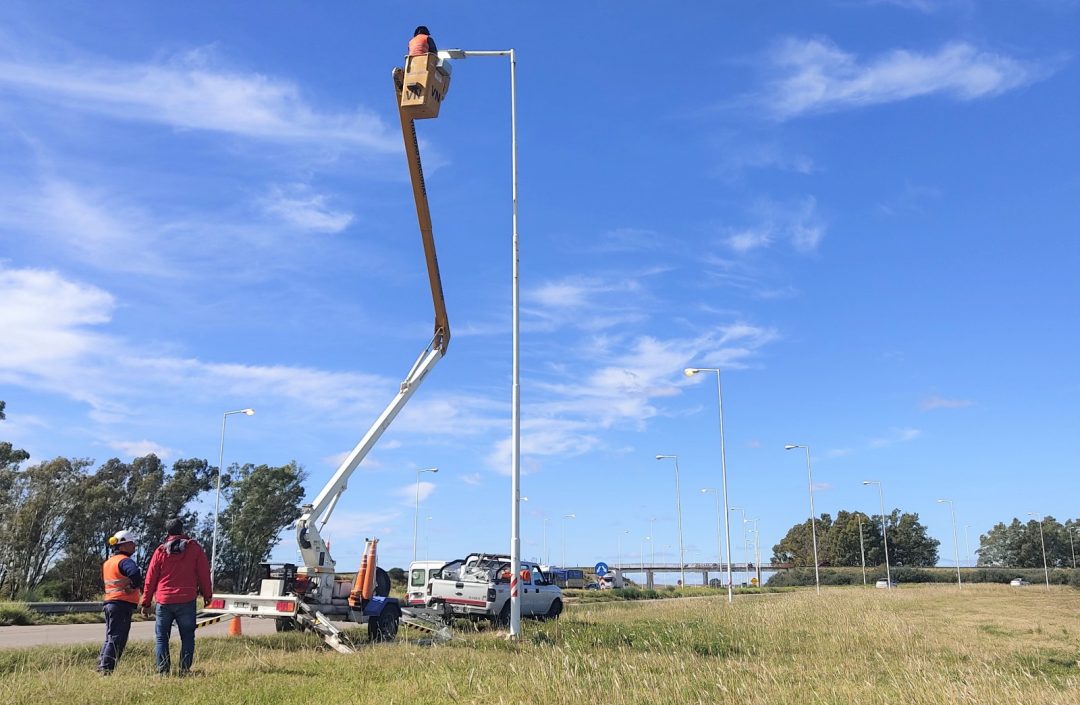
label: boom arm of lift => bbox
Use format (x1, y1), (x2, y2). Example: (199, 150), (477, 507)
(293, 63), (453, 577)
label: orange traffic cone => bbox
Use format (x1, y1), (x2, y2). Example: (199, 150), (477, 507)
(228, 616), (242, 637)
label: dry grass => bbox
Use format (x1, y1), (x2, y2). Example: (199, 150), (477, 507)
(1, 584), (1078, 704)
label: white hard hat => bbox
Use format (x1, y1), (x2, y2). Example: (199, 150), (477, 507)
(108, 530), (137, 546)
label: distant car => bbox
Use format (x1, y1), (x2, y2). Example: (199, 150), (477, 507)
(875, 579), (897, 589)
(1010, 578), (1030, 587)
(584, 582), (600, 590)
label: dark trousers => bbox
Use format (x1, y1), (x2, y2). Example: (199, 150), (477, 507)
(154, 600), (197, 674)
(97, 601), (135, 673)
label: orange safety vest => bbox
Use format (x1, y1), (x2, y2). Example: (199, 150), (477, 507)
(408, 34), (433, 57)
(103, 554), (140, 604)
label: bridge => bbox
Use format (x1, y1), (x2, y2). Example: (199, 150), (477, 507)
(567, 562), (794, 589)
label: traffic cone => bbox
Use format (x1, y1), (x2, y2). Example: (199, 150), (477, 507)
(228, 616), (242, 637)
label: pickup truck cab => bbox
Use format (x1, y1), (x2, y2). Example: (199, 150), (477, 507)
(426, 554), (562, 624)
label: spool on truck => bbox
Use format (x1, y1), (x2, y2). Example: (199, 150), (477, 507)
(201, 49), (457, 653)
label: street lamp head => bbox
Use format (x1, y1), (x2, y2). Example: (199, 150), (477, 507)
(520, 496), (528, 502)
(564, 513), (576, 519)
(242, 408), (255, 416)
(936, 499), (947, 504)
(683, 368), (700, 377)
(655, 454), (675, 460)
(784, 444), (799, 450)
(440, 48), (468, 60)
(862, 480), (874, 485)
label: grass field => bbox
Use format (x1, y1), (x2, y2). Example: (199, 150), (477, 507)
(2, 585), (1078, 704)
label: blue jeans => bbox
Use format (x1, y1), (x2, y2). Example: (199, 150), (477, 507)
(154, 600), (197, 674)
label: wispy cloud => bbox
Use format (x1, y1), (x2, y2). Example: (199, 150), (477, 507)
(921, 395), (973, 411)
(721, 196), (826, 254)
(760, 38), (1044, 119)
(0, 46), (396, 150)
(460, 472), (483, 486)
(259, 184), (354, 234)
(869, 427), (922, 448)
(395, 481), (435, 505)
(106, 439), (177, 460)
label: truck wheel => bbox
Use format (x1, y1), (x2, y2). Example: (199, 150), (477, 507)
(275, 617), (297, 632)
(546, 599), (563, 620)
(494, 602), (511, 627)
(368, 604), (400, 643)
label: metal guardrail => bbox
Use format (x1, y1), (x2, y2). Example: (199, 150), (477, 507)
(26, 601), (103, 614)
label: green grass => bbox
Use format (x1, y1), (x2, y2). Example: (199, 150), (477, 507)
(2, 585), (1079, 704)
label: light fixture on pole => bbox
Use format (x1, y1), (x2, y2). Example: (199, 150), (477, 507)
(212, 407), (254, 584)
(857, 514), (868, 586)
(439, 45), (522, 638)
(729, 506), (750, 587)
(701, 488), (725, 586)
(413, 467), (439, 562)
(1027, 512), (1051, 590)
(655, 455), (687, 589)
(784, 444), (821, 594)
(561, 513), (576, 567)
(862, 480), (892, 589)
(936, 499), (962, 590)
(683, 366), (734, 603)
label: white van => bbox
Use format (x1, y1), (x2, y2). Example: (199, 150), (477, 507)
(407, 560), (445, 607)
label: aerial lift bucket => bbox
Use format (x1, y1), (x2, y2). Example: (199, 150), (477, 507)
(399, 53), (451, 119)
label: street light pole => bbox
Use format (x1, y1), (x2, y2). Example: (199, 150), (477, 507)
(936, 498), (962, 590)
(730, 506), (748, 587)
(863, 480), (892, 589)
(857, 515), (868, 586)
(1070, 526), (1077, 570)
(561, 513), (576, 567)
(212, 407), (254, 584)
(412, 467), (439, 562)
(701, 488), (725, 586)
(441, 46), (522, 638)
(617, 529), (630, 574)
(785, 444), (821, 594)
(1027, 512), (1051, 590)
(655, 455), (687, 588)
(684, 367), (734, 603)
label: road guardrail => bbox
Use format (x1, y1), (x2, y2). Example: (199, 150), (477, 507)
(26, 601), (103, 614)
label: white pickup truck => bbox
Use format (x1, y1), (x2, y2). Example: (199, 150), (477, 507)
(425, 553), (563, 624)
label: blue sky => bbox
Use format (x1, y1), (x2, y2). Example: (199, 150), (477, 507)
(1, 1), (1078, 577)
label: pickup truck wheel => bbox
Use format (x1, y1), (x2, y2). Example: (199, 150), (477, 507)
(546, 599), (563, 620)
(494, 602), (511, 627)
(368, 604), (400, 643)
(275, 617), (297, 632)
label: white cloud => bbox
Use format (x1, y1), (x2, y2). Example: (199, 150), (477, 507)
(762, 38), (1042, 119)
(395, 481), (435, 505)
(106, 439), (177, 460)
(727, 229), (772, 253)
(921, 395), (974, 411)
(0, 47), (396, 150)
(460, 472), (483, 486)
(323, 510), (402, 540)
(260, 184), (354, 234)
(722, 196), (826, 254)
(869, 427), (922, 448)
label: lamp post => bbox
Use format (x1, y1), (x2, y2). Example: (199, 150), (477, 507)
(439, 45), (522, 637)
(857, 514), (868, 586)
(862, 480), (892, 589)
(1027, 512), (1051, 590)
(746, 518), (761, 586)
(683, 366), (734, 603)
(655, 455), (687, 589)
(730, 506), (748, 587)
(701, 488), (725, 585)
(561, 513), (576, 567)
(212, 407), (254, 584)
(936, 499), (962, 590)
(1069, 526), (1077, 570)
(784, 444), (821, 594)
(617, 529), (630, 574)
(412, 467), (439, 562)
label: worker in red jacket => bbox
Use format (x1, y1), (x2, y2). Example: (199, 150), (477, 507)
(139, 518), (212, 676)
(408, 25), (438, 56)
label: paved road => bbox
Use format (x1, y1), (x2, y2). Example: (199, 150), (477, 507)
(0, 616), (278, 649)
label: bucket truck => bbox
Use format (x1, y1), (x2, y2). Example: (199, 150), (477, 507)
(200, 51), (456, 652)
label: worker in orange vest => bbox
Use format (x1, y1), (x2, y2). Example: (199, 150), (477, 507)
(408, 25), (438, 56)
(97, 530), (143, 674)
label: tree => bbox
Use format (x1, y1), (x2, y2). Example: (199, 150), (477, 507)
(0, 401), (31, 595)
(214, 461), (306, 593)
(979, 516), (1076, 568)
(773, 507), (938, 568)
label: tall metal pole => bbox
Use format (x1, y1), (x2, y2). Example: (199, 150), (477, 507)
(413, 467), (438, 562)
(212, 408), (253, 585)
(857, 515), (867, 586)
(937, 499), (962, 590)
(655, 455), (687, 588)
(786, 445), (821, 593)
(864, 481), (892, 589)
(731, 507), (748, 587)
(1070, 528), (1076, 570)
(1028, 513), (1050, 590)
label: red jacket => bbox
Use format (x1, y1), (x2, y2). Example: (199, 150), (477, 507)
(140, 534), (212, 607)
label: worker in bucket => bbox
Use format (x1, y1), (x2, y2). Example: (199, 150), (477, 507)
(408, 25), (438, 56)
(97, 529), (143, 675)
(140, 517), (212, 676)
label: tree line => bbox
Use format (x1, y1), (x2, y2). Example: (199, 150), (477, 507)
(0, 401), (306, 600)
(772, 506), (1079, 569)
